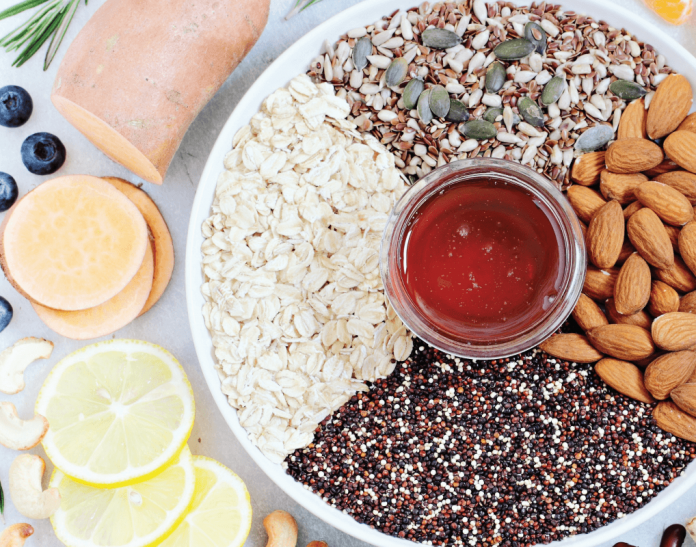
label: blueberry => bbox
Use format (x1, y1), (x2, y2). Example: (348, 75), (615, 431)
(0, 296), (12, 333)
(0, 85), (33, 128)
(21, 132), (66, 175)
(0, 172), (18, 212)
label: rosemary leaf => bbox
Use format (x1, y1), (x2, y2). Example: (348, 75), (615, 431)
(0, 0), (50, 21)
(4, 1), (61, 51)
(0, 479), (4, 521)
(13, 3), (63, 67)
(45, 0), (78, 69)
(0, 0), (60, 48)
(285, 0), (324, 20)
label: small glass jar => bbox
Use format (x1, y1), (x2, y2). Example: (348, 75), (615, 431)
(380, 158), (586, 360)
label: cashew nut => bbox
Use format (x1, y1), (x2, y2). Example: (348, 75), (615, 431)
(0, 523), (34, 547)
(686, 515), (696, 543)
(307, 543), (328, 547)
(9, 454), (61, 519)
(264, 510), (298, 547)
(0, 338), (53, 395)
(0, 402), (49, 451)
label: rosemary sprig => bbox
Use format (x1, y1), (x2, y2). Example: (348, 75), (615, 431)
(285, 0), (324, 20)
(0, 478), (4, 524)
(0, 0), (88, 70)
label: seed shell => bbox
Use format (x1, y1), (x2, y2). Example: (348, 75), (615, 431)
(421, 28), (462, 49)
(429, 85), (450, 119)
(485, 62), (507, 93)
(518, 96), (545, 127)
(493, 38), (536, 61)
(445, 99), (469, 123)
(541, 76), (566, 106)
(575, 125), (614, 152)
(524, 22), (547, 53)
(403, 78), (425, 110)
(483, 107), (504, 123)
(385, 57), (408, 88)
(460, 119), (497, 140)
(417, 89), (433, 124)
(352, 37), (372, 71)
(610, 80), (648, 100)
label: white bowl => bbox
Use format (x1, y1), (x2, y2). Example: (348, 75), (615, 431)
(185, 2), (696, 545)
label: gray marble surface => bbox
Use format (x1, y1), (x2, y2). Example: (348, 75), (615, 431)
(1, 0), (696, 546)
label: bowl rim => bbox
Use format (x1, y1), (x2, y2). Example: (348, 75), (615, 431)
(185, 1), (696, 545)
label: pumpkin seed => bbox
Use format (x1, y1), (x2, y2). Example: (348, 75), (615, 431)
(493, 38), (535, 61)
(485, 62), (506, 93)
(609, 80), (648, 100)
(403, 78), (425, 110)
(429, 85), (450, 118)
(460, 119), (497, 140)
(518, 96), (545, 127)
(483, 107), (504, 123)
(445, 99), (469, 122)
(352, 37), (372, 71)
(385, 57), (408, 87)
(417, 89), (433, 124)
(421, 28), (462, 49)
(575, 124), (614, 152)
(524, 22), (547, 54)
(541, 76), (566, 106)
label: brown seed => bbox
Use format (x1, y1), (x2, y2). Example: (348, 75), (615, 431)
(595, 358), (655, 404)
(586, 200), (624, 268)
(583, 266), (619, 302)
(571, 151), (606, 186)
(587, 324), (655, 361)
(605, 297), (652, 330)
(614, 253), (651, 315)
(653, 400), (696, 442)
(572, 293), (609, 331)
(680, 291), (696, 314)
(626, 207), (675, 270)
(634, 181), (694, 226)
(652, 312), (696, 351)
(671, 382), (696, 417)
(653, 255), (696, 293)
(678, 220), (696, 277)
(539, 333), (604, 363)
(664, 131), (696, 174)
(648, 280), (680, 317)
(655, 171), (696, 205)
(646, 74), (693, 139)
(644, 350), (696, 399)
(617, 98), (647, 140)
(567, 185), (606, 223)
(623, 201), (644, 219)
(599, 171), (648, 204)
(605, 138), (664, 174)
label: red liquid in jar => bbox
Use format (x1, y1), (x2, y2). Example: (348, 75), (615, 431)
(399, 178), (565, 342)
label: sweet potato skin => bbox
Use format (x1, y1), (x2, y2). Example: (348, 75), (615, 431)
(52, 0), (269, 184)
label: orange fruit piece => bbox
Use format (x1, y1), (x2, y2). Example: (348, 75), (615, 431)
(644, 0), (693, 24)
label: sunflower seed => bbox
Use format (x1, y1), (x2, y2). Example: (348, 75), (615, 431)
(403, 78), (425, 110)
(417, 89), (433, 124)
(421, 28), (462, 49)
(575, 124), (614, 151)
(460, 119), (497, 140)
(429, 85), (451, 118)
(385, 58), (408, 87)
(494, 38), (536, 61)
(609, 80), (648, 100)
(518, 96), (545, 127)
(352, 37), (372, 71)
(472, 30), (490, 50)
(541, 76), (566, 106)
(524, 22), (547, 54)
(485, 62), (507, 93)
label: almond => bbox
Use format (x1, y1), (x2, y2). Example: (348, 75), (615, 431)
(605, 138), (664, 174)
(655, 171), (696, 205)
(626, 207), (674, 269)
(644, 158), (681, 178)
(572, 293), (609, 331)
(635, 351), (664, 368)
(623, 201), (644, 220)
(653, 400), (696, 442)
(653, 255), (696, 293)
(595, 358), (655, 404)
(539, 333), (604, 363)
(646, 74), (693, 139)
(617, 98), (647, 140)
(599, 171), (647, 204)
(671, 383), (696, 417)
(586, 201), (624, 269)
(583, 266), (619, 302)
(567, 186), (606, 224)
(664, 223), (681, 253)
(678, 112), (696, 134)
(634, 181), (694, 226)
(679, 220), (696, 277)
(680, 291), (696, 314)
(571, 151), (606, 186)
(617, 239), (637, 265)
(587, 324), (655, 361)
(605, 297), (652, 330)
(644, 350), (696, 399)
(652, 312), (696, 351)
(664, 131), (696, 174)
(578, 220), (587, 240)
(614, 253), (651, 315)
(648, 280), (680, 317)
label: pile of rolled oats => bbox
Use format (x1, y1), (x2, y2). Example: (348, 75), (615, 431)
(201, 74), (413, 463)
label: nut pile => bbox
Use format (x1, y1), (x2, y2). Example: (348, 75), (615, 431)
(309, 0), (673, 188)
(541, 73), (696, 443)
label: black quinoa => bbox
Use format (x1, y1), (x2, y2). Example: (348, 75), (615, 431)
(285, 343), (696, 547)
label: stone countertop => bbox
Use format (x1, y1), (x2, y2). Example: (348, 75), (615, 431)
(1, 0), (695, 546)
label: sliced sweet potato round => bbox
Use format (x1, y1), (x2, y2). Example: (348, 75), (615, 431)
(32, 242), (154, 340)
(101, 177), (174, 315)
(0, 175), (148, 310)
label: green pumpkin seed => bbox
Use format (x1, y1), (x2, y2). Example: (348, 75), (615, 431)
(403, 78), (425, 110)
(385, 57), (408, 88)
(609, 80), (648, 100)
(352, 37), (372, 71)
(485, 62), (507, 93)
(429, 85), (450, 119)
(524, 22), (547, 54)
(575, 125), (614, 152)
(518, 96), (545, 127)
(493, 38), (535, 61)
(417, 89), (433, 124)
(421, 28), (462, 49)
(460, 119), (497, 140)
(445, 99), (469, 122)
(541, 76), (566, 106)
(483, 107), (504, 123)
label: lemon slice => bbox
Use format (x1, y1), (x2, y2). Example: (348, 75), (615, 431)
(36, 339), (195, 487)
(156, 456), (252, 547)
(50, 446), (195, 547)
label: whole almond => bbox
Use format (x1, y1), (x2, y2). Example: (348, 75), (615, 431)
(623, 201), (644, 220)
(586, 201), (624, 268)
(617, 98), (647, 140)
(614, 253), (651, 315)
(664, 131), (696, 174)
(617, 239), (637, 264)
(644, 158), (681, 179)
(634, 181), (694, 226)
(605, 138), (664, 174)
(626, 207), (674, 269)
(648, 280), (680, 317)
(679, 221), (696, 277)
(571, 151), (606, 186)
(672, 383), (696, 417)
(655, 171), (696, 205)
(646, 74), (693, 139)
(567, 186), (607, 224)
(653, 255), (696, 293)
(635, 351), (664, 368)
(579, 220), (587, 240)
(605, 297), (652, 329)
(653, 400), (696, 442)
(584, 266), (619, 301)
(652, 312), (696, 351)
(595, 358), (655, 404)
(680, 291), (696, 314)
(539, 333), (604, 363)
(644, 350), (696, 399)
(600, 171), (647, 204)
(587, 324), (655, 361)
(678, 112), (696, 134)
(664, 224), (681, 253)
(572, 294), (609, 331)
